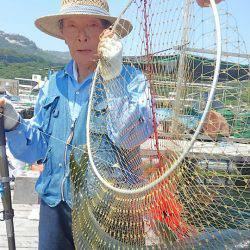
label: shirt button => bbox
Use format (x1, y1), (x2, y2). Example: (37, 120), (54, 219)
(139, 116), (145, 123)
(76, 91), (80, 95)
(59, 163), (63, 167)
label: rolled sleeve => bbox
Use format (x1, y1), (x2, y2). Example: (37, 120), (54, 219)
(6, 83), (49, 164)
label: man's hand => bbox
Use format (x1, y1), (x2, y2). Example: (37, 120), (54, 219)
(0, 98), (20, 131)
(98, 29), (123, 81)
(203, 110), (230, 139)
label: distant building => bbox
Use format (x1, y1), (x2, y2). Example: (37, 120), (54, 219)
(0, 78), (19, 96)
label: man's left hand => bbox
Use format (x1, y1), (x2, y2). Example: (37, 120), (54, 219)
(98, 29), (123, 81)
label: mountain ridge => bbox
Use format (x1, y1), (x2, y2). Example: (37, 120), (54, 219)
(0, 30), (70, 64)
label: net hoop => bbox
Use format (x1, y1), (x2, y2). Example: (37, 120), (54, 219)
(86, 0), (222, 195)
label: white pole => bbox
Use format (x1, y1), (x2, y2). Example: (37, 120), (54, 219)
(171, 0), (192, 137)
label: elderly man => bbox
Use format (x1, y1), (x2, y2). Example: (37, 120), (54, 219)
(0, 1), (154, 249)
(0, 0), (229, 249)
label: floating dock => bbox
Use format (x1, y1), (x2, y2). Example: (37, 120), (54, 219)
(141, 138), (250, 162)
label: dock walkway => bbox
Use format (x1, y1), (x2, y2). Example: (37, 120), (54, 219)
(0, 202), (39, 249)
(141, 139), (250, 162)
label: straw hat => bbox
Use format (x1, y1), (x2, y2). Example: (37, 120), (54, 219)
(35, 0), (133, 39)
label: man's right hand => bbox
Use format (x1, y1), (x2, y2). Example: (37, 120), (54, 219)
(98, 29), (123, 81)
(0, 98), (20, 131)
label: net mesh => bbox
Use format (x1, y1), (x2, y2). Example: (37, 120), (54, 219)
(70, 0), (250, 249)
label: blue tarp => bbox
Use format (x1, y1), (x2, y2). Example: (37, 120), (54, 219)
(156, 108), (200, 129)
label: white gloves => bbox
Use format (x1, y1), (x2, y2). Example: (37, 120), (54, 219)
(0, 99), (20, 131)
(99, 35), (123, 81)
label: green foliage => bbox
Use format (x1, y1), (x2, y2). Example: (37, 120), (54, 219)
(0, 61), (64, 79)
(0, 48), (46, 63)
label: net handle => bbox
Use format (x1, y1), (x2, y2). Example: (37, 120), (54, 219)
(86, 0), (222, 195)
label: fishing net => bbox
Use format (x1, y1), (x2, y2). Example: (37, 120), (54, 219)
(70, 0), (249, 249)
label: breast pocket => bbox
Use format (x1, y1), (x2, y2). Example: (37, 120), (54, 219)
(42, 95), (60, 135)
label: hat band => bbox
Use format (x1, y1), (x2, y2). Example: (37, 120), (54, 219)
(60, 5), (110, 16)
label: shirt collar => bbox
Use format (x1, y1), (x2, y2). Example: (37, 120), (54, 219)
(64, 59), (74, 79)
(64, 60), (95, 85)
(73, 61), (78, 81)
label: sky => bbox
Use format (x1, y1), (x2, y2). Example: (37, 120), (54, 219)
(0, 0), (249, 53)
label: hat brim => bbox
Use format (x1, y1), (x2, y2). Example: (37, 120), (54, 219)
(35, 13), (133, 40)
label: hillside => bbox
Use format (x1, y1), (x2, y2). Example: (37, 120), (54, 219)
(0, 30), (70, 79)
(0, 30), (70, 63)
(0, 48), (46, 63)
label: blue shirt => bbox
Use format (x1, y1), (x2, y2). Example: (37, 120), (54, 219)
(6, 60), (154, 207)
(68, 61), (92, 122)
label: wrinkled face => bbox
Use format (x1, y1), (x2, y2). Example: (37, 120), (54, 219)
(61, 16), (105, 67)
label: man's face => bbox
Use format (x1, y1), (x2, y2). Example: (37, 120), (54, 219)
(62, 16), (105, 67)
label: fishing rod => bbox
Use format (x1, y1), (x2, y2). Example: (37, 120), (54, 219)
(0, 106), (16, 250)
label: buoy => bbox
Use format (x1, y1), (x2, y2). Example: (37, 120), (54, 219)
(31, 164), (44, 172)
(196, 0), (223, 7)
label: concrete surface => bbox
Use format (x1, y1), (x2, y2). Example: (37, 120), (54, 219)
(0, 202), (39, 249)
